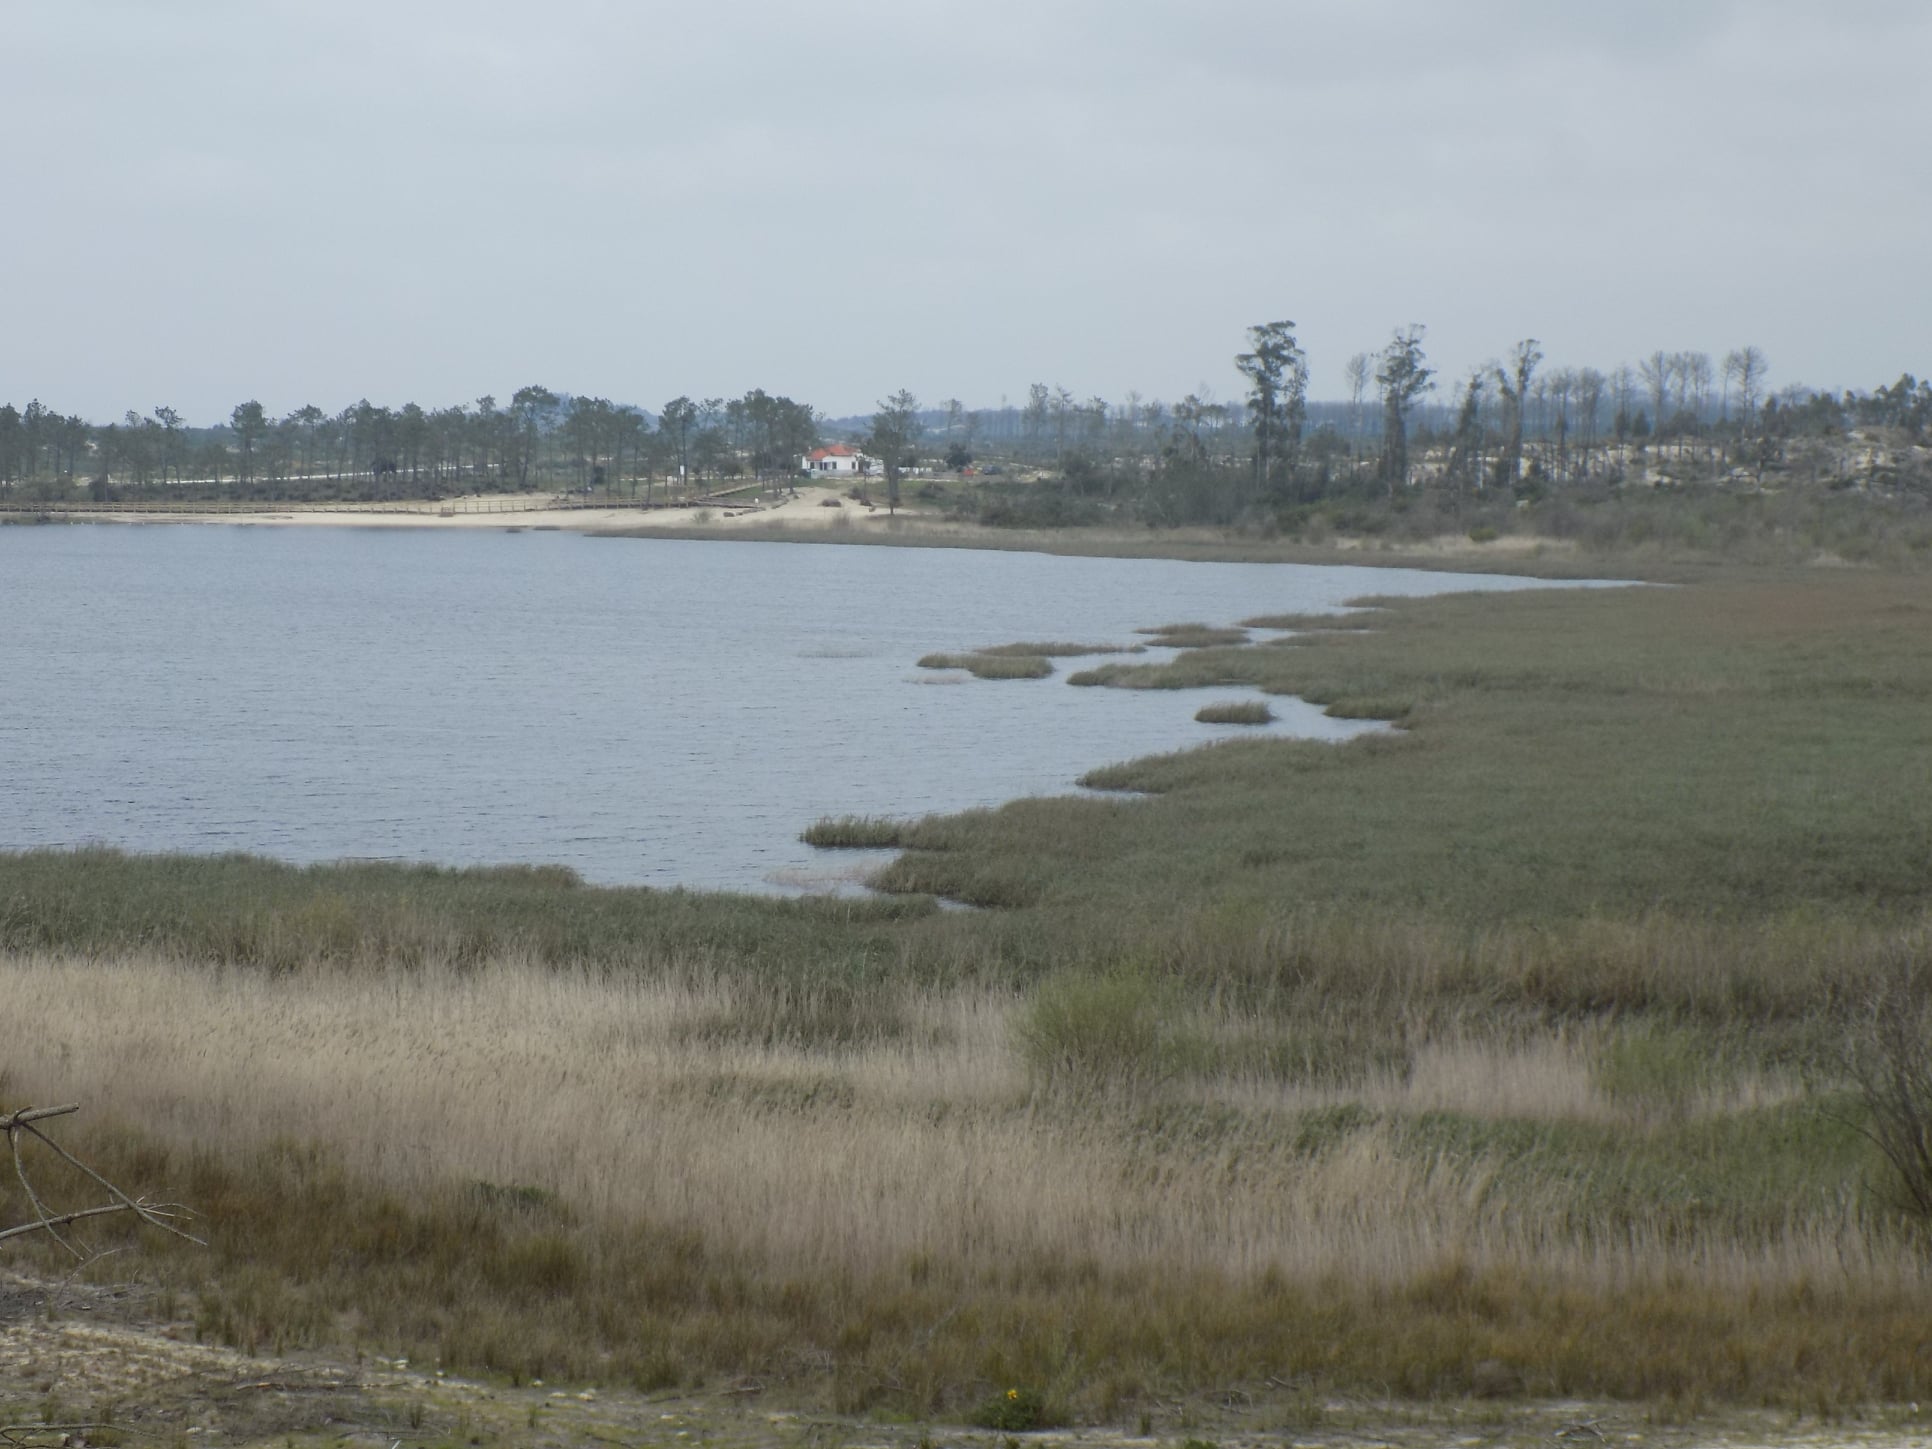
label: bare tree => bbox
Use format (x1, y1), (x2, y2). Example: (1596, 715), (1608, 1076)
(1683, 352), (1714, 421)
(1724, 346), (1770, 431)
(1492, 339), (1542, 489)
(1444, 371), (1487, 511)
(1843, 963), (1932, 1221)
(1547, 368), (1576, 480)
(1638, 351), (1672, 442)
(1344, 352), (1372, 452)
(1575, 368), (1607, 475)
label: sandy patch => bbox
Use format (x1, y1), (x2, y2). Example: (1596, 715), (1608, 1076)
(64, 486), (900, 535)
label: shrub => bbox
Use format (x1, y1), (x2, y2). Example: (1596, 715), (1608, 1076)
(970, 1386), (1058, 1431)
(1845, 960), (1932, 1219)
(1016, 968), (1205, 1087)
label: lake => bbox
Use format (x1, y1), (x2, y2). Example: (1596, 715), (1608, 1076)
(1, 525), (1588, 892)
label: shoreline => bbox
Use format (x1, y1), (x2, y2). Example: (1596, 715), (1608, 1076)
(4, 484), (1676, 580)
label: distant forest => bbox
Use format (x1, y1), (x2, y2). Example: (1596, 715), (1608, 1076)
(3, 329), (1929, 530)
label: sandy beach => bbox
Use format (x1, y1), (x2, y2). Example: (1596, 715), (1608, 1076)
(41, 484), (890, 534)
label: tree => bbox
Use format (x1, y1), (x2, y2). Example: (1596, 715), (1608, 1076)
(1344, 352), (1372, 450)
(230, 400), (268, 486)
(1376, 326), (1434, 493)
(509, 384), (559, 489)
(867, 389), (922, 514)
(1639, 351), (1672, 445)
(1445, 372), (1486, 509)
(0, 402), (20, 488)
(1575, 368), (1607, 472)
(1234, 319), (1309, 504)
(1021, 383), (1050, 455)
(153, 406), (184, 484)
(1724, 346), (1769, 431)
(659, 396), (698, 491)
(1492, 338), (1541, 489)
(289, 404), (325, 479)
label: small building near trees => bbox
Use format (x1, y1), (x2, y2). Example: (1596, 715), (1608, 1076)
(802, 444), (873, 476)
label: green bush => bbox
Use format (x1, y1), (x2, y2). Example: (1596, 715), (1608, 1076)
(970, 1385), (1058, 1431)
(1016, 968), (1206, 1087)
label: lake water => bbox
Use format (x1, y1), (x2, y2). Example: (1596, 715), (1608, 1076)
(2, 525), (1586, 892)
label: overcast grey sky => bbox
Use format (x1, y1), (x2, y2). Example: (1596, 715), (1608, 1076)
(5, 0), (1928, 425)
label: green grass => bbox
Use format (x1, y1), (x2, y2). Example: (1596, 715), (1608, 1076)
(1193, 700), (1273, 725)
(1134, 623), (1251, 648)
(915, 652), (1054, 679)
(800, 815), (909, 848)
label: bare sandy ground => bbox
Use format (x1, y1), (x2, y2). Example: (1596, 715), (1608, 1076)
(67, 485), (886, 534)
(30, 487), (1609, 577)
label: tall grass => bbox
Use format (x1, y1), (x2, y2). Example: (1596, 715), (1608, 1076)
(4, 947), (1927, 1409)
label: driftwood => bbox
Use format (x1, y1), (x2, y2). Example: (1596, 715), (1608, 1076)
(1, 1102), (204, 1254)
(0, 1104), (202, 1447)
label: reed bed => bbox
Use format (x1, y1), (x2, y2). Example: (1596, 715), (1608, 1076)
(3, 946), (1926, 1408)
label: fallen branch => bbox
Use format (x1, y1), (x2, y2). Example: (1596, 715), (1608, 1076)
(2, 1102), (205, 1254)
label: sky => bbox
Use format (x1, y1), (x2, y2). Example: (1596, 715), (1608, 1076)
(4, 0), (1929, 425)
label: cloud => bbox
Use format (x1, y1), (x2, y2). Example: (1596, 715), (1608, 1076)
(2, 0), (1926, 420)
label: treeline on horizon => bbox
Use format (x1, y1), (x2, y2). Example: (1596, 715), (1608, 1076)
(3, 326), (1929, 528)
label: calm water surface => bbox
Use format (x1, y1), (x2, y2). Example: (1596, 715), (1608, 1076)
(2, 526), (1588, 892)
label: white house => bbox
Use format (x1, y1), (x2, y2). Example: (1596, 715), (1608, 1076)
(802, 444), (873, 476)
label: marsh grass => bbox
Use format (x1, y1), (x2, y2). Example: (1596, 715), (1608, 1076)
(1239, 609), (1382, 630)
(915, 653), (1054, 679)
(1134, 623), (1251, 648)
(1194, 700), (1274, 725)
(801, 816), (909, 849)
(972, 641), (1143, 658)
(10, 571), (1932, 1408)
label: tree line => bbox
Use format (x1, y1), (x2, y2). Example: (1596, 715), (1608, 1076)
(5, 336), (1927, 523)
(0, 386), (821, 502)
(949, 328), (1931, 528)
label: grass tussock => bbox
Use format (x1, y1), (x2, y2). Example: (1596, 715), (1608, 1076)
(916, 652), (1055, 679)
(1194, 700), (1274, 725)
